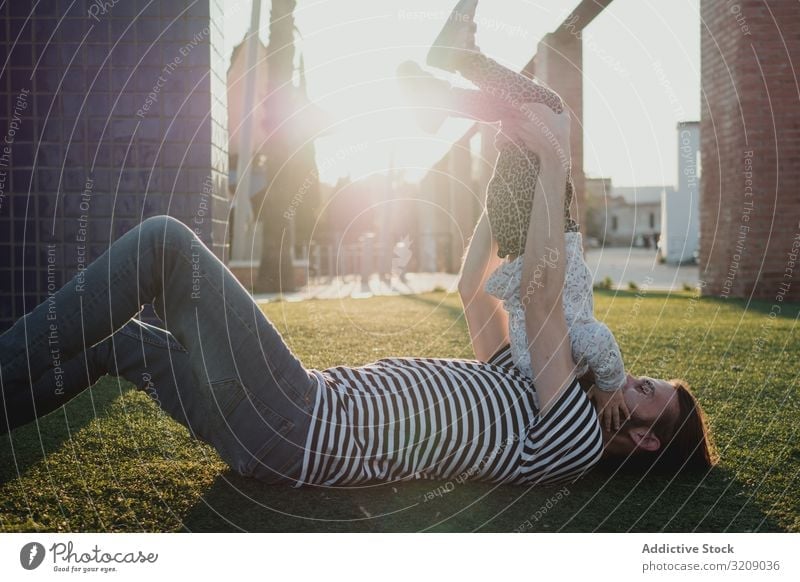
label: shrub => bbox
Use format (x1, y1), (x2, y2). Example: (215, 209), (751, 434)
(593, 276), (614, 290)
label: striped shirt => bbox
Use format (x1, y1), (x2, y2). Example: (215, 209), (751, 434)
(297, 344), (604, 487)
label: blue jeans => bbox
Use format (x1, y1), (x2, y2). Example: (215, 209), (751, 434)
(0, 215), (317, 484)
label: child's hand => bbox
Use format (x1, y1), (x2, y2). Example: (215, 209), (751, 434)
(522, 103), (572, 170)
(587, 386), (631, 432)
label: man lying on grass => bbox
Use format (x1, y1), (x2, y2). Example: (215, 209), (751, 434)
(0, 105), (714, 488)
(0, 8), (714, 485)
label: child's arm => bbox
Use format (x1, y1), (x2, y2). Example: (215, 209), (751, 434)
(573, 321), (626, 391)
(563, 234), (625, 391)
(563, 236), (629, 430)
(573, 320), (630, 431)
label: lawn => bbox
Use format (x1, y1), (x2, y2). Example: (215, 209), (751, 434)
(1, 289), (798, 532)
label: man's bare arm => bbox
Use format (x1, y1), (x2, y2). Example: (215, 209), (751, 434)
(520, 105), (576, 415)
(458, 210), (510, 361)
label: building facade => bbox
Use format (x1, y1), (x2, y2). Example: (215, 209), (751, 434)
(660, 121), (700, 264)
(0, 0), (229, 330)
(584, 179), (663, 248)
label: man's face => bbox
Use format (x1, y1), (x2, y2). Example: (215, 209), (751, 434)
(601, 374), (680, 455)
(622, 374), (679, 427)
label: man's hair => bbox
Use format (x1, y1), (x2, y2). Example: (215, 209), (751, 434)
(605, 379), (717, 475)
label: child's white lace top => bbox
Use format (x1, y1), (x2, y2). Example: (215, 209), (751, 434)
(484, 232), (626, 392)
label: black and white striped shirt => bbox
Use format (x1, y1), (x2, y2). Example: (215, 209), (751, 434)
(298, 344), (603, 487)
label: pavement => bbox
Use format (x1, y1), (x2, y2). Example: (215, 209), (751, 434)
(252, 271), (460, 303)
(252, 247), (699, 303)
(583, 247), (700, 291)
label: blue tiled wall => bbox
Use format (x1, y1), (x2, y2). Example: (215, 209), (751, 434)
(0, 0), (229, 330)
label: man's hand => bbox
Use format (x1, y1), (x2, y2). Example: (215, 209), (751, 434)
(522, 102), (571, 171)
(587, 386), (630, 432)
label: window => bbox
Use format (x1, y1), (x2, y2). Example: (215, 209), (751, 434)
(612, 215), (618, 231)
(649, 212), (655, 229)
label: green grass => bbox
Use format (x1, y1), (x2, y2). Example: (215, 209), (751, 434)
(1, 290), (798, 532)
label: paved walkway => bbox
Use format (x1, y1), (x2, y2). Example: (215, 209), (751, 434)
(584, 247), (700, 290)
(253, 271), (460, 303)
(253, 248), (699, 303)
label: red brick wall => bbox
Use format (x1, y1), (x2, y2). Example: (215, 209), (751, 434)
(700, 0), (800, 301)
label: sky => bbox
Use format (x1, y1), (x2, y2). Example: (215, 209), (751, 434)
(224, 0), (700, 189)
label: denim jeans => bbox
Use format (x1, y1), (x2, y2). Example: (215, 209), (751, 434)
(0, 215), (317, 484)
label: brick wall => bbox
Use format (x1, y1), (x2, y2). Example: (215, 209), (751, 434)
(700, 0), (800, 301)
(0, 0), (229, 330)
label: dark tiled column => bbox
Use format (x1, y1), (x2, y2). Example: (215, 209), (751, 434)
(0, 0), (229, 331)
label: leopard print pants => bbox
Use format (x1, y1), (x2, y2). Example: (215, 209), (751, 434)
(448, 52), (579, 257)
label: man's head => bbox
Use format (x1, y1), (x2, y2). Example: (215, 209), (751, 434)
(601, 374), (716, 474)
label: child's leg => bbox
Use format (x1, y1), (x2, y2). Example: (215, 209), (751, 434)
(457, 52), (580, 231)
(398, 60), (505, 123)
(458, 52), (565, 115)
(449, 87), (503, 122)
(404, 54), (565, 128)
(450, 86), (550, 123)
